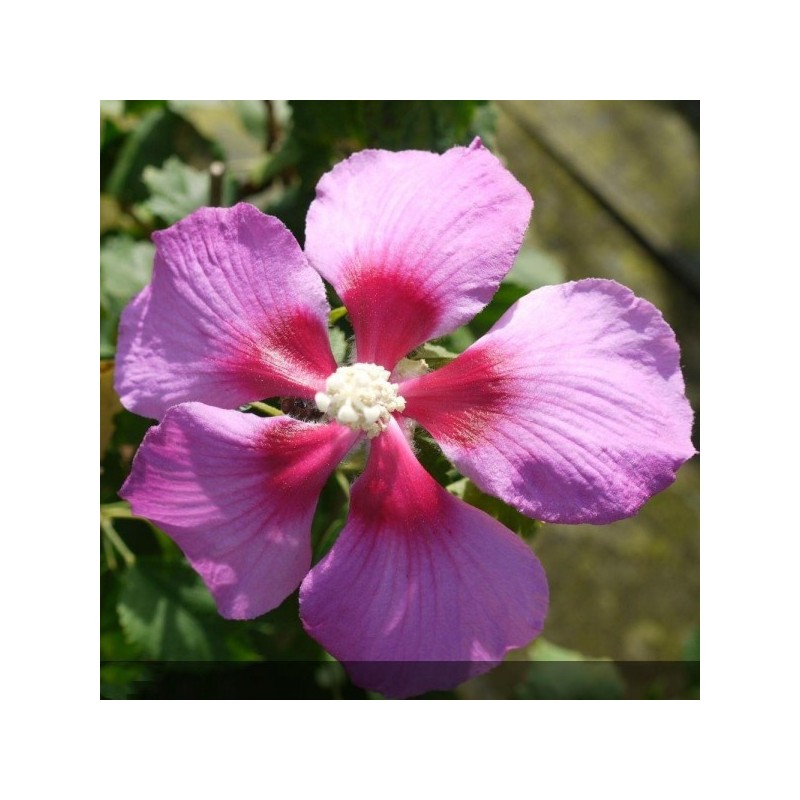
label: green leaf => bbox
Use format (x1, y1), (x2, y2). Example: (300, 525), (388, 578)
(515, 638), (625, 700)
(528, 639), (597, 662)
(100, 235), (155, 358)
(311, 470), (351, 563)
(447, 478), (541, 543)
(289, 100), (490, 153)
(466, 282), (528, 338)
(100, 236), (154, 305)
(411, 341), (460, 370)
(461, 247), (565, 342)
(125, 100), (169, 115)
(100, 663), (150, 699)
(141, 156), (210, 224)
(505, 245), (566, 290)
(683, 626), (700, 691)
(328, 326), (348, 364)
(100, 100), (125, 118)
(117, 559), (227, 660)
(263, 101), (494, 242)
(682, 626), (700, 662)
(236, 99), (272, 141)
(414, 342), (458, 360)
(105, 108), (214, 205)
(169, 100), (264, 164)
(415, 432), (459, 487)
(439, 326), (476, 353)
(100, 102), (128, 154)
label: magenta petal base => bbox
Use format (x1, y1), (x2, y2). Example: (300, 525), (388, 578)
(304, 139), (533, 369)
(121, 404), (359, 619)
(300, 418), (548, 698)
(116, 204), (336, 420)
(402, 279), (695, 524)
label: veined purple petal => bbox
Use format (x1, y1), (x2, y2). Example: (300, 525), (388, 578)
(304, 139), (532, 370)
(116, 204), (337, 420)
(300, 417), (548, 698)
(121, 403), (359, 619)
(401, 280), (695, 525)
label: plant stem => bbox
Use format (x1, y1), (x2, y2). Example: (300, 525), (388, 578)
(101, 501), (133, 519)
(334, 470), (350, 501)
(328, 306), (348, 324)
(209, 161), (226, 206)
(102, 531), (118, 571)
(247, 401), (283, 416)
(100, 518), (136, 567)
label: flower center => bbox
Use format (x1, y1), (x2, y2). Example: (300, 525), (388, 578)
(315, 363), (406, 438)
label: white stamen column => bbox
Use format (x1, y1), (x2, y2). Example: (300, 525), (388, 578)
(315, 363), (406, 438)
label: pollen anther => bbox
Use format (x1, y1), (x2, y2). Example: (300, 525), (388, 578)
(315, 363), (406, 437)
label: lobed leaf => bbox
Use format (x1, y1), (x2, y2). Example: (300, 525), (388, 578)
(141, 157), (210, 224)
(117, 559), (227, 660)
(100, 236), (155, 358)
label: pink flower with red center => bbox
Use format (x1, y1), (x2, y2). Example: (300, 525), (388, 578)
(117, 139), (694, 698)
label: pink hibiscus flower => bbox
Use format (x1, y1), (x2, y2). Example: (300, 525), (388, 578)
(117, 139), (694, 698)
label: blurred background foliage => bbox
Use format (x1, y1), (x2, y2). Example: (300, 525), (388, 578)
(100, 100), (699, 700)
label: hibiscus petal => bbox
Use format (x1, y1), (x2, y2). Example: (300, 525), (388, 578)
(121, 403), (359, 619)
(300, 418), (548, 698)
(116, 203), (336, 420)
(401, 279), (695, 525)
(304, 138), (532, 370)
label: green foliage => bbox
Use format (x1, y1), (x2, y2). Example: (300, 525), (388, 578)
(117, 558), (230, 660)
(448, 244), (566, 342)
(168, 100), (265, 164)
(100, 663), (150, 700)
(263, 100), (493, 240)
(414, 432), (459, 487)
(102, 99), (647, 700)
(141, 157), (210, 224)
(328, 326), (348, 364)
(104, 108), (215, 205)
(505, 244), (566, 290)
(410, 341), (459, 370)
(100, 236), (154, 305)
(465, 282), (528, 338)
(311, 470), (350, 563)
(515, 639), (625, 700)
(467, 246), (567, 336)
(683, 626), (700, 694)
(683, 625), (700, 661)
(100, 236), (154, 358)
(289, 100), (489, 154)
